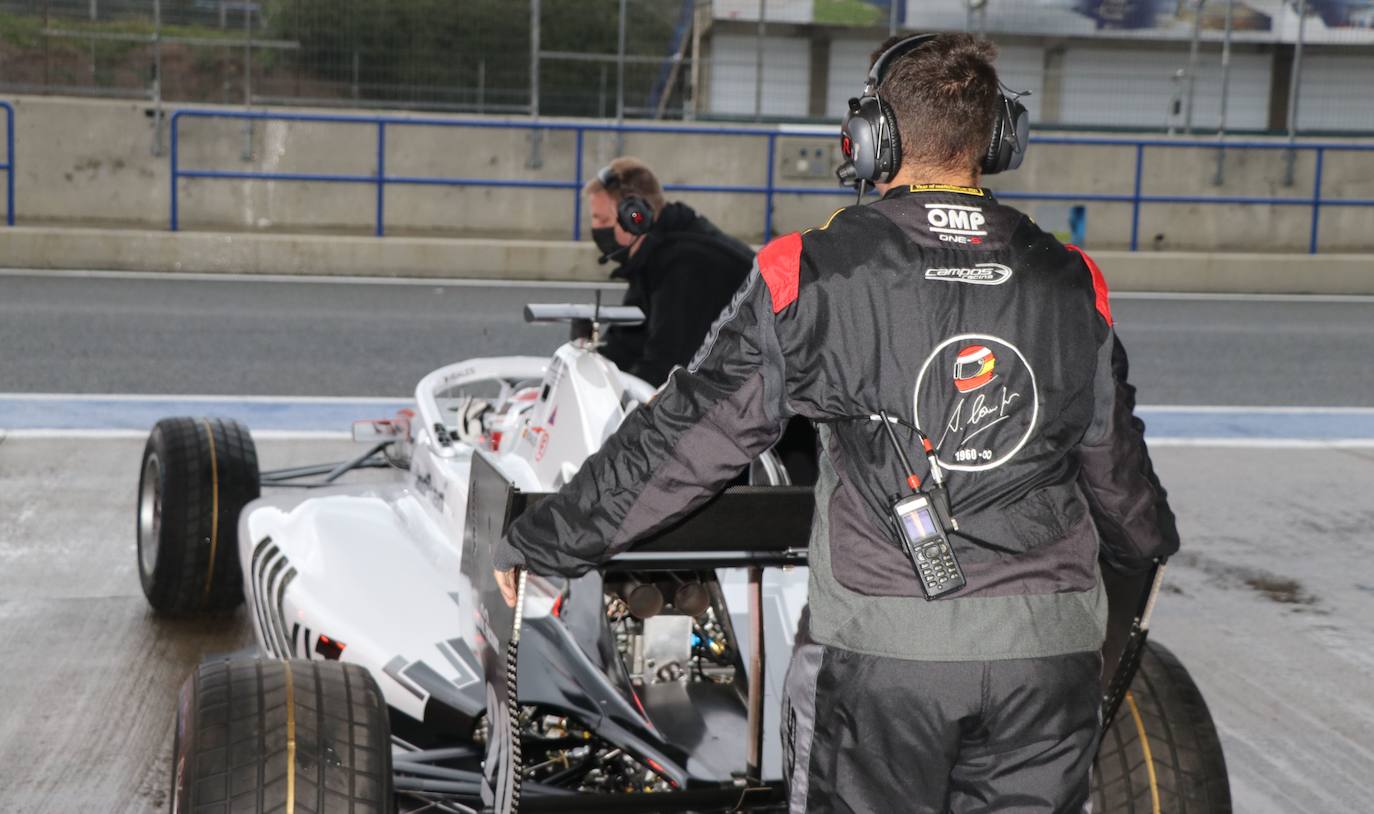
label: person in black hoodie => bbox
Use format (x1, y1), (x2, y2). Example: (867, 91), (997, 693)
(587, 157), (754, 387)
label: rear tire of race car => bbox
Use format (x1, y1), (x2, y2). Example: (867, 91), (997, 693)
(137, 416), (259, 613)
(1092, 640), (1232, 813)
(170, 659), (394, 814)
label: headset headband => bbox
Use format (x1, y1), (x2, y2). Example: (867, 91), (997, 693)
(597, 164), (620, 191)
(865, 33), (939, 94)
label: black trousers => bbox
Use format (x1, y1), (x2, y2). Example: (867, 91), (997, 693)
(782, 643), (1101, 813)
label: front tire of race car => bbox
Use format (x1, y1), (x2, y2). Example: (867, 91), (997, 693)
(1092, 640), (1232, 813)
(170, 659), (394, 814)
(137, 416), (259, 613)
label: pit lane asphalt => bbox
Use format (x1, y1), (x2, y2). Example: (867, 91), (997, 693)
(3, 436), (1374, 812)
(3, 269), (1373, 405)
(3, 270), (1374, 811)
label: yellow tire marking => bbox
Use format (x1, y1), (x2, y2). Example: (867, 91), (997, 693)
(1125, 690), (1162, 814)
(200, 419), (220, 602)
(283, 662), (297, 814)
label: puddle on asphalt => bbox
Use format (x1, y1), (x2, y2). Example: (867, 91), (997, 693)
(1243, 575), (1316, 605)
(1173, 551), (1320, 608)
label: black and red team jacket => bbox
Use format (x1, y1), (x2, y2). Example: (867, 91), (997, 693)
(496, 184), (1180, 662)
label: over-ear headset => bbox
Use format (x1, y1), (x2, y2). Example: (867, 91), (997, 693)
(597, 165), (655, 236)
(838, 34), (1030, 187)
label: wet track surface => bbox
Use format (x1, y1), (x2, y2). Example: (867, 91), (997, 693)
(3, 438), (1374, 811)
(2, 271), (1374, 811)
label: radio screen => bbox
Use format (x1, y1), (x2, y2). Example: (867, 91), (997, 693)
(899, 503), (938, 541)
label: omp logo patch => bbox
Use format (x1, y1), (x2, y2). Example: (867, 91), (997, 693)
(924, 263), (1013, 285)
(925, 204), (986, 245)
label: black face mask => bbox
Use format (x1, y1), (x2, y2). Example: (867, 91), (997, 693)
(591, 226), (626, 263)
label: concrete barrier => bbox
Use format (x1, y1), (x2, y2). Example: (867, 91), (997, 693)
(1, 225), (1370, 294)
(5, 94), (1374, 252)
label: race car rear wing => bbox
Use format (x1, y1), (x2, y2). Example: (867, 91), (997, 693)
(524, 302), (645, 344)
(461, 450), (806, 813)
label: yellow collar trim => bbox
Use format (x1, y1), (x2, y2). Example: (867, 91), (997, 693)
(908, 184), (985, 196)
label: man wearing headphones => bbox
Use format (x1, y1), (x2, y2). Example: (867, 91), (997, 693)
(496, 34), (1178, 811)
(586, 157), (754, 387)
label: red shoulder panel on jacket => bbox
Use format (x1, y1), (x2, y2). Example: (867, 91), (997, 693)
(1066, 244), (1112, 326)
(758, 232), (803, 313)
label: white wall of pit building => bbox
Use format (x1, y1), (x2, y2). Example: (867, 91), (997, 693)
(706, 30), (1374, 134)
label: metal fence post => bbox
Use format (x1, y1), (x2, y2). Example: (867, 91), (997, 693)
(1184, 0), (1206, 135)
(242, 4), (254, 162)
(478, 60), (487, 114)
(152, 0), (164, 156)
(754, 0), (767, 123)
(1129, 143), (1144, 251)
(572, 127), (585, 240)
(529, 0), (544, 168)
(1212, 0), (1234, 186)
(531, 0), (542, 118)
(615, 0), (627, 155)
(169, 111), (179, 231)
(1284, 0), (1308, 187)
(4, 103), (13, 226)
(764, 132), (776, 241)
(1308, 146), (1324, 254)
(376, 121), (386, 237)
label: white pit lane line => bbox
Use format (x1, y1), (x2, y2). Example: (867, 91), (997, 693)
(3, 395), (1374, 446)
(0, 267), (628, 289)
(4, 269), (1373, 303)
(0, 394), (410, 437)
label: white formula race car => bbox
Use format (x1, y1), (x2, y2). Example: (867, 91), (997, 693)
(136, 304), (1230, 814)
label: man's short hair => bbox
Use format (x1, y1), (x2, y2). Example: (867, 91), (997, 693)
(871, 33), (1001, 176)
(583, 156), (666, 215)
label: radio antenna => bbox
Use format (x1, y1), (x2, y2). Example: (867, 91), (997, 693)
(591, 290), (603, 344)
(877, 410), (921, 493)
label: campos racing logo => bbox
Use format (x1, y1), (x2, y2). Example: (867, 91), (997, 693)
(924, 263), (1012, 286)
(925, 203), (986, 245)
(914, 334), (1039, 472)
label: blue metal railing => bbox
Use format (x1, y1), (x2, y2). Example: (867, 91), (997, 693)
(1002, 135), (1374, 255)
(169, 109), (784, 239)
(1, 102), (14, 227)
(168, 109), (1374, 253)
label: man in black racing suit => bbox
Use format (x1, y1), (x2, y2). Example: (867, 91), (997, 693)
(494, 33), (1178, 812)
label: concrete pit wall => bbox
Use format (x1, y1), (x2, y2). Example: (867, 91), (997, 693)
(4, 94), (1374, 252)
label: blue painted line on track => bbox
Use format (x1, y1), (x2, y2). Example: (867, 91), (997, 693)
(0, 397), (412, 432)
(1135, 408), (1374, 441)
(2, 397), (1373, 440)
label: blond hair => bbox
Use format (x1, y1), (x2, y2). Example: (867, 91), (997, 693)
(583, 156), (666, 215)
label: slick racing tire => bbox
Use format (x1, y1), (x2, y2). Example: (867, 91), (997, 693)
(1092, 640), (1231, 813)
(171, 659), (394, 814)
(138, 416), (259, 613)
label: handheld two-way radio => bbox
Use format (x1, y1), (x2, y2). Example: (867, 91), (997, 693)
(876, 410), (966, 599)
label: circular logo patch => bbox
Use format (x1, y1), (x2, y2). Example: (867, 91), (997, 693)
(913, 333), (1039, 472)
